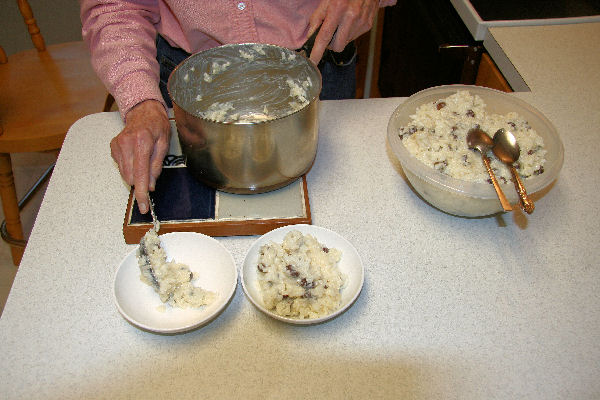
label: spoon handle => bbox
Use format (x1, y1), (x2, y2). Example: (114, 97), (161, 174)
(481, 155), (513, 212)
(148, 192), (160, 232)
(509, 166), (535, 214)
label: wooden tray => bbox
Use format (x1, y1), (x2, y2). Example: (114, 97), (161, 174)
(123, 172), (311, 244)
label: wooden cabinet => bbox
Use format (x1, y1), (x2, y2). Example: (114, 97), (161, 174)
(377, 1), (477, 97)
(475, 52), (513, 92)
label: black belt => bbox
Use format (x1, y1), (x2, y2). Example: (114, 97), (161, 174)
(296, 28), (357, 67)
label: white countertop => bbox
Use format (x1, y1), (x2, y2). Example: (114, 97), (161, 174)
(1, 24), (599, 399)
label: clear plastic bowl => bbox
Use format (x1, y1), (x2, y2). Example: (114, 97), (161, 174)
(387, 85), (564, 217)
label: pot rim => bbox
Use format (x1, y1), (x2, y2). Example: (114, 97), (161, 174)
(167, 42), (323, 125)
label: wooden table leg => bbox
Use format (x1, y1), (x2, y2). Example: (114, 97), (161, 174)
(0, 153), (25, 265)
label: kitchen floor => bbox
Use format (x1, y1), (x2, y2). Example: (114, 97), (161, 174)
(0, 152), (56, 316)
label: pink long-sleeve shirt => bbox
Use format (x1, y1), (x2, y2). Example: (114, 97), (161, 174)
(80, 0), (395, 119)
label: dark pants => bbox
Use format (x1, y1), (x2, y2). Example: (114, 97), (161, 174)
(156, 34), (356, 106)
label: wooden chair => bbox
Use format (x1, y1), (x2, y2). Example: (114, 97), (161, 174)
(0, 0), (113, 265)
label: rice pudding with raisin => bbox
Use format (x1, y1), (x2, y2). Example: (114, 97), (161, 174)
(397, 91), (546, 185)
(256, 230), (346, 319)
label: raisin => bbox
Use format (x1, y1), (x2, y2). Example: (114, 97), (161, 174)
(322, 247), (329, 253)
(282, 294), (289, 299)
(434, 160), (448, 172)
(257, 263), (267, 273)
(528, 149), (534, 155)
(399, 126), (418, 140)
(138, 240), (148, 258)
(508, 121), (516, 129)
(436, 101), (446, 110)
(286, 265), (299, 277)
(300, 278), (316, 289)
(534, 166), (545, 175)
(466, 109), (475, 117)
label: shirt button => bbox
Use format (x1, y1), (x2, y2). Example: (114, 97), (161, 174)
(237, 2), (246, 10)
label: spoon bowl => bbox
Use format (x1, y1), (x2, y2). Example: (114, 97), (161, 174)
(492, 128), (535, 214)
(466, 128), (512, 212)
(466, 127), (494, 153)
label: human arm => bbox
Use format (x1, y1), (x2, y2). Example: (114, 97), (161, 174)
(308, 0), (396, 64)
(110, 100), (170, 214)
(80, 0), (166, 118)
(80, 0), (168, 213)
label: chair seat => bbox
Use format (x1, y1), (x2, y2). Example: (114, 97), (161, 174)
(0, 41), (108, 153)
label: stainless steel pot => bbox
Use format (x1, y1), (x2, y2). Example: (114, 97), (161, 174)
(167, 43), (322, 194)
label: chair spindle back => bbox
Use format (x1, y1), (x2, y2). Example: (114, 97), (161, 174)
(17, 0), (46, 52)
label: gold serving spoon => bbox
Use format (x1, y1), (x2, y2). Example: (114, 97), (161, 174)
(492, 128), (535, 214)
(467, 128), (513, 212)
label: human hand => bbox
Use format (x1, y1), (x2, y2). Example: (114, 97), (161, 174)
(308, 0), (379, 64)
(110, 99), (170, 214)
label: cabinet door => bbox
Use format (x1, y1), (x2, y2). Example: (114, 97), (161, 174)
(476, 53), (512, 92)
(378, 1), (475, 97)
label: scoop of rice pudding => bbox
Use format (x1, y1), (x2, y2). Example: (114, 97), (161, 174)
(257, 230), (346, 319)
(137, 230), (216, 309)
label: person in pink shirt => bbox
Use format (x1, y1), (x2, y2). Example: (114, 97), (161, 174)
(80, 0), (395, 214)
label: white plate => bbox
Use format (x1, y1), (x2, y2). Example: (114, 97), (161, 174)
(241, 224), (364, 325)
(114, 232), (237, 334)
